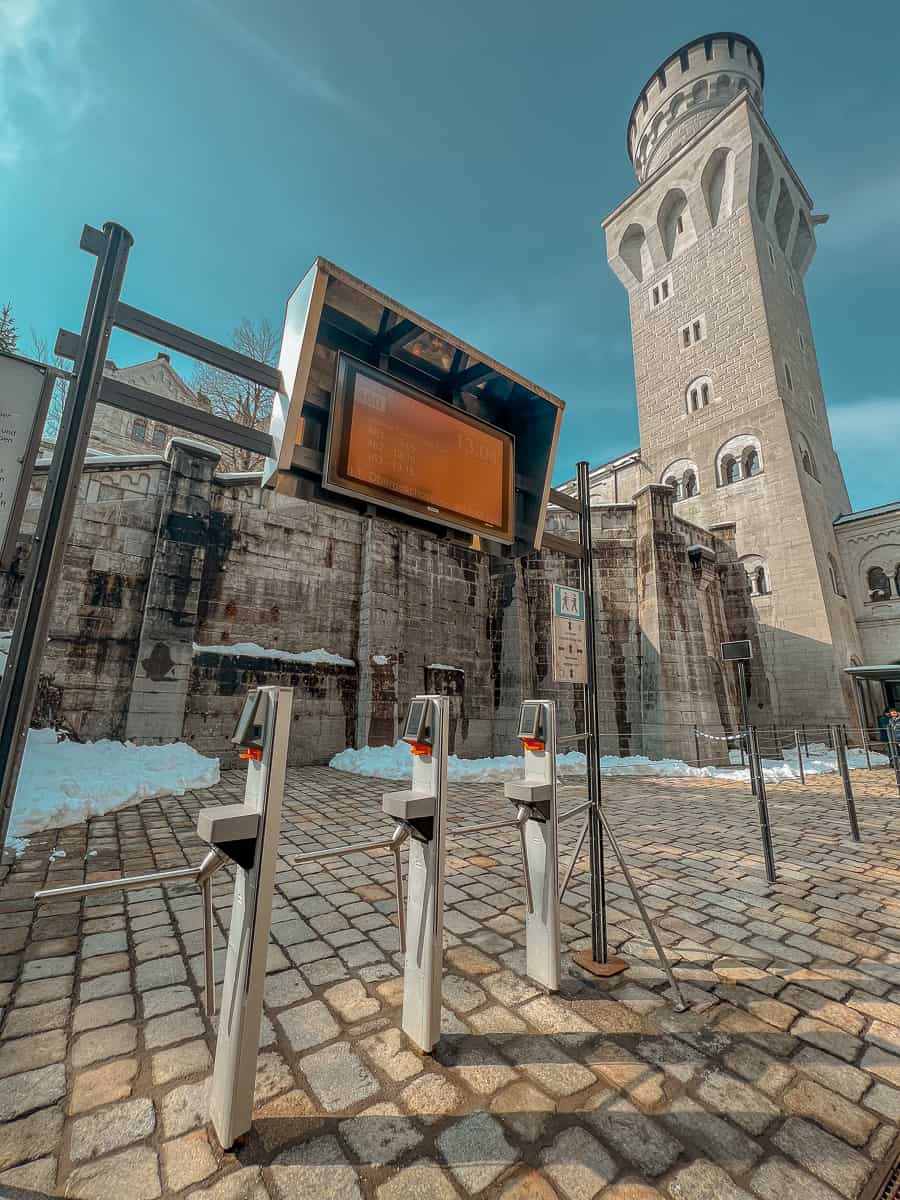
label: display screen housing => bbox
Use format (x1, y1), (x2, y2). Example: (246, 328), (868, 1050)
(324, 355), (515, 542)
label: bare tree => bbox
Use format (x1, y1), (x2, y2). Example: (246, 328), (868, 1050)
(193, 317), (278, 472)
(0, 302), (17, 353)
(30, 330), (69, 443)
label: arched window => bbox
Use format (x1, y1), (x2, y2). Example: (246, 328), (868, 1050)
(741, 555), (770, 596)
(686, 376), (712, 413)
(798, 435), (818, 480)
(801, 450), (813, 476)
(723, 456), (741, 484)
(717, 433), (763, 487)
(132, 418), (146, 443)
(828, 554), (844, 597)
(868, 566), (892, 602)
(151, 426), (166, 449)
(744, 448), (761, 477)
(620, 224), (649, 283)
(660, 459), (699, 502)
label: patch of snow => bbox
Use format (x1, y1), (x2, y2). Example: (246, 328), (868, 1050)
(329, 739), (889, 784)
(6, 729), (220, 845)
(428, 663), (464, 672)
(48, 848), (66, 860)
(372, 655), (390, 666)
(193, 642), (355, 667)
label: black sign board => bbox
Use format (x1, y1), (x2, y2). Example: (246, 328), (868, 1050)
(721, 639), (753, 662)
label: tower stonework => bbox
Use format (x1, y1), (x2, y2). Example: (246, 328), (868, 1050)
(603, 33), (863, 726)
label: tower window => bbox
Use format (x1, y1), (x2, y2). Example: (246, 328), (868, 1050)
(685, 375), (713, 413)
(828, 554), (844, 597)
(664, 474), (682, 499)
(723, 456), (741, 484)
(649, 274), (673, 309)
(744, 448), (761, 477)
(768, 243), (776, 266)
(132, 418), (146, 443)
(785, 362), (794, 392)
(809, 394), (817, 419)
(676, 216), (684, 234)
(683, 470), (698, 497)
(788, 271), (796, 293)
(718, 435), (763, 485)
(152, 426), (166, 449)
(798, 331), (806, 352)
(680, 315), (707, 349)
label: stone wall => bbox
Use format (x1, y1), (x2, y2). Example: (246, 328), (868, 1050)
(1, 441), (754, 766)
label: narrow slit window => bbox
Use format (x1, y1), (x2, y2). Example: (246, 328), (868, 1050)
(798, 331), (806, 351)
(652, 286), (660, 306)
(768, 243), (776, 266)
(682, 328), (691, 348)
(690, 388), (699, 410)
(700, 382), (710, 406)
(661, 279), (669, 299)
(785, 362), (794, 392)
(676, 216), (684, 234)
(692, 320), (701, 341)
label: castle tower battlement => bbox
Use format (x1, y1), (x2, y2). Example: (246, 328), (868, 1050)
(628, 33), (764, 183)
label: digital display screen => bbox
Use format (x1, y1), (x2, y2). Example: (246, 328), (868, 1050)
(403, 700), (428, 743)
(721, 640), (753, 662)
(517, 702), (542, 739)
(324, 356), (514, 542)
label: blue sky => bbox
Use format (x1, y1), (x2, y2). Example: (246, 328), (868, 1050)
(1, 0), (897, 508)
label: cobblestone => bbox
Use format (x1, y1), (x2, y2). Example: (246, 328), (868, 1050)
(3, 765), (900, 1200)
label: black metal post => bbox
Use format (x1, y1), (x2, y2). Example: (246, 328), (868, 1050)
(576, 460), (609, 966)
(748, 726), (776, 882)
(802, 723), (808, 753)
(736, 660), (755, 795)
(831, 724), (860, 841)
(794, 729), (805, 785)
(0, 223), (133, 851)
(693, 724), (701, 767)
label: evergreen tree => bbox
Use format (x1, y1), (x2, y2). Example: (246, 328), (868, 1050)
(0, 302), (17, 353)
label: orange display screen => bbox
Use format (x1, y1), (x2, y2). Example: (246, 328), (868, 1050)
(325, 357), (514, 540)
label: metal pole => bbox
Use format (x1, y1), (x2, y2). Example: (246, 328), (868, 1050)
(736, 661), (755, 795)
(802, 723), (808, 753)
(693, 724), (701, 767)
(559, 815), (589, 901)
(0, 223), (133, 850)
(576, 460), (610, 967)
(794, 729), (805, 786)
(831, 725), (861, 842)
(201, 877), (216, 1015)
(595, 808), (688, 1012)
(854, 676), (873, 771)
(749, 726), (776, 883)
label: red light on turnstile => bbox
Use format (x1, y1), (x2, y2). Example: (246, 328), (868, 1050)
(239, 748), (264, 761)
(408, 741), (432, 756)
(520, 738), (545, 752)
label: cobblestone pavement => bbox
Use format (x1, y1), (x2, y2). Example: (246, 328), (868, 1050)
(1, 765), (899, 1199)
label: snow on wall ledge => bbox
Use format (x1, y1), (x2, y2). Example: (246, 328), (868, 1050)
(6, 729), (220, 849)
(329, 741), (888, 784)
(193, 642), (355, 667)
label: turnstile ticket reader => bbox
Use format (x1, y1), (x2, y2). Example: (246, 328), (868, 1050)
(382, 694), (449, 1053)
(199, 685), (292, 1149)
(505, 700), (560, 992)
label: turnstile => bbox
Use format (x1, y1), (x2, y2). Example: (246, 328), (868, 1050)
(202, 685), (292, 1149)
(382, 694), (449, 1053)
(505, 700), (560, 992)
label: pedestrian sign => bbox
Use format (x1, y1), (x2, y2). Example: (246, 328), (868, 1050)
(551, 585), (587, 683)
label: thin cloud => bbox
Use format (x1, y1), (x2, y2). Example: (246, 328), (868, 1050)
(0, 0), (95, 167)
(187, 0), (356, 115)
(822, 173), (900, 248)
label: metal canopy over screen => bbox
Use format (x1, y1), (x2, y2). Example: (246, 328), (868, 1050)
(264, 258), (564, 555)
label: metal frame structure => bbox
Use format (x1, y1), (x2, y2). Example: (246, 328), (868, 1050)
(544, 464), (622, 977)
(0, 222), (285, 849)
(0, 352), (56, 570)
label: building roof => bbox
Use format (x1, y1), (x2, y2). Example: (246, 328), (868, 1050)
(553, 449), (641, 495)
(846, 665), (900, 684)
(834, 500), (900, 526)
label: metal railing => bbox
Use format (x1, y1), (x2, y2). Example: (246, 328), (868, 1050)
(34, 848), (227, 1014)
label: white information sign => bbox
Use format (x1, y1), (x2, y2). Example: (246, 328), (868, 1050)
(551, 584), (587, 684)
(0, 355), (48, 566)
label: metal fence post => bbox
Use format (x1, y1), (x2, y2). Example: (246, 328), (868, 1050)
(794, 729), (805, 786)
(831, 724), (860, 842)
(0, 223), (133, 850)
(888, 727), (900, 798)
(693, 724), (701, 767)
(749, 726), (776, 883)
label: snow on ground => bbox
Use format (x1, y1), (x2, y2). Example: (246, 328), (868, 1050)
(6, 729), (219, 851)
(428, 663), (464, 672)
(193, 642), (355, 667)
(330, 739), (889, 784)
(372, 655), (390, 666)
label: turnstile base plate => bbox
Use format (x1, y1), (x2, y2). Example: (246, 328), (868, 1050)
(573, 951), (628, 978)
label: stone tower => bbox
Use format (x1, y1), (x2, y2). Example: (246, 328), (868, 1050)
(603, 32), (863, 726)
